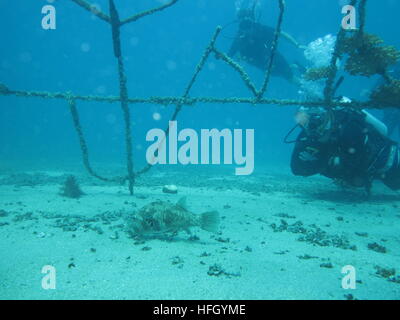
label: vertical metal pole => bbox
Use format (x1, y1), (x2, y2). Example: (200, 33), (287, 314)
(324, 0), (359, 104)
(109, 0), (135, 195)
(257, 0), (285, 99)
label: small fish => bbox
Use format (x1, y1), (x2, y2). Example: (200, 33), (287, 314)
(128, 197), (219, 236)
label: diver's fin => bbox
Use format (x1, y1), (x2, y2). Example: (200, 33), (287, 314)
(177, 196), (187, 210)
(200, 211), (220, 233)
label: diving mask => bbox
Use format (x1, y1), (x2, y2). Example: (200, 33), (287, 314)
(295, 107), (332, 139)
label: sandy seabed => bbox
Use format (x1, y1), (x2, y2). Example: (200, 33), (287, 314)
(0, 166), (399, 300)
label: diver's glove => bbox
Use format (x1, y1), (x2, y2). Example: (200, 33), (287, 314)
(299, 151), (318, 162)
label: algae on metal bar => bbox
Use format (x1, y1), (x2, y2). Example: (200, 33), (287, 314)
(304, 67), (332, 81)
(339, 32), (400, 77)
(370, 79), (400, 107)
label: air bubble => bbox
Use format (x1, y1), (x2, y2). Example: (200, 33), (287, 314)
(80, 43), (91, 53)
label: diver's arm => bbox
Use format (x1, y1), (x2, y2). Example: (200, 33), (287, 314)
(291, 133), (326, 176)
(291, 149), (323, 176)
(281, 31), (306, 50)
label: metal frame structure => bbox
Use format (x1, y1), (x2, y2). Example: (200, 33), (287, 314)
(0, 0), (392, 194)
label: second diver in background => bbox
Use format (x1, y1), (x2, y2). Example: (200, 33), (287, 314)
(228, 7), (305, 85)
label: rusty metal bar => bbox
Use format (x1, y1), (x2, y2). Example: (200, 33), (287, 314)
(71, 0), (111, 23)
(257, 0), (285, 99)
(0, 87), (379, 109)
(121, 0), (180, 26)
(109, 0), (135, 195)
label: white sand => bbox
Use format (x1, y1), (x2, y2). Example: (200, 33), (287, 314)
(0, 169), (399, 300)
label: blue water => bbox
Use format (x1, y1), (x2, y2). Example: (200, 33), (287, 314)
(2, 0), (398, 169)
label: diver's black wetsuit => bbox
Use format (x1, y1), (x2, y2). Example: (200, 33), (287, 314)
(291, 108), (400, 192)
(228, 21), (294, 82)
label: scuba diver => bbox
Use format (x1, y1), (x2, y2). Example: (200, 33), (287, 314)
(286, 100), (400, 196)
(228, 5), (305, 84)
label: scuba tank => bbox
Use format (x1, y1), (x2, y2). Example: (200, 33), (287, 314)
(362, 110), (388, 137)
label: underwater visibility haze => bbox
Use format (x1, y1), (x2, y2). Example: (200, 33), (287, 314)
(0, 0), (400, 300)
